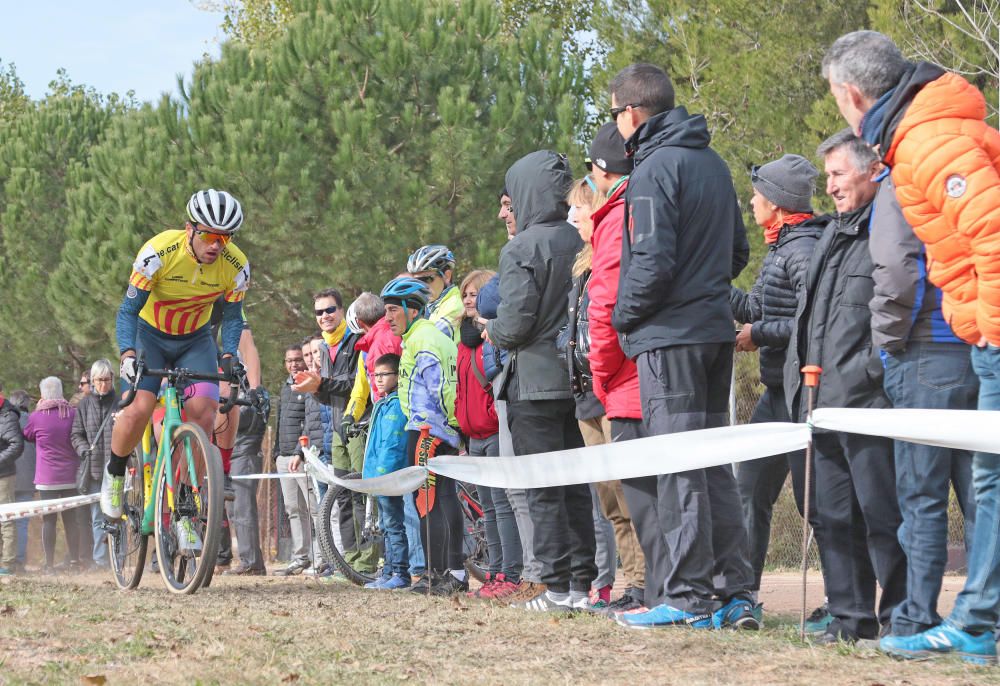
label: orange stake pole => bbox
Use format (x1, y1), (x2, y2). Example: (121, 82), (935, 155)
(800, 365), (822, 641)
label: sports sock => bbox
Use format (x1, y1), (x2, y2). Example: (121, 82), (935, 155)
(218, 446), (233, 474)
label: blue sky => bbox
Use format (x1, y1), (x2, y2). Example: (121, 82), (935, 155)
(0, 1), (226, 102)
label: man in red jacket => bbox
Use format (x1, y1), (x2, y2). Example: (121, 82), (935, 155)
(586, 122), (653, 615)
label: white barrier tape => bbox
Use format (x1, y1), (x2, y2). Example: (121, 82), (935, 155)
(427, 422), (810, 489)
(301, 447), (428, 495)
(811, 408), (1000, 454)
(226, 409), (1000, 498)
(0, 493), (99, 523)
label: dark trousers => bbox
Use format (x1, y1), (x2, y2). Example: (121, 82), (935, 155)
(883, 342), (978, 635)
(737, 386), (812, 591)
(408, 431), (463, 574)
(40, 487), (86, 567)
(812, 431), (908, 639)
(507, 397), (596, 594)
(228, 453), (265, 570)
(611, 418), (672, 609)
(636, 343), (754, 613)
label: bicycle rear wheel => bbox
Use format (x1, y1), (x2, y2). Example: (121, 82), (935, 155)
(108, 447), (148, 590)
(317, 472), (383, 586)
(153, 422), (223, 594)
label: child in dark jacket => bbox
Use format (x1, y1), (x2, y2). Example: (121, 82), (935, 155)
(457, 270), (523, 600)
(362, 354), (410, 590)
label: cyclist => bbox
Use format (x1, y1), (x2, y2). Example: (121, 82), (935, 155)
(407, 245), (463, 342)
(380, 276), (465, 595)
(100, 189), (250, 520)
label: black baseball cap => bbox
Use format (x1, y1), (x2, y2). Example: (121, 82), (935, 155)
(588, 122), (632, 175)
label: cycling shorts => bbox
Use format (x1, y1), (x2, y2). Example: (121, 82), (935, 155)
(125, 320), (221, 401)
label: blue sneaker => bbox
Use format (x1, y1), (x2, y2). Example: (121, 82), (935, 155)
(880, 623), (997, 665)
(616, 603), (713, 630)
(381, 574), (411, 590)
(712, 597), (763, 630)
(364, 576), (389, 589)
(804, 604), (834, 635)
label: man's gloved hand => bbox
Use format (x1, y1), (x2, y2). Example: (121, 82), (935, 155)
(248, 386), (270, 416)
(119, 355), (138, 383)
(341, 417), (354, 438)
(220, 355), (234, 381)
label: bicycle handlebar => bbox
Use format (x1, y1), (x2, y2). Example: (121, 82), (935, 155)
(117, 351), (251, 414)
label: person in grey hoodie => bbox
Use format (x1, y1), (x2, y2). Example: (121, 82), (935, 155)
(485, 150), (597, 612)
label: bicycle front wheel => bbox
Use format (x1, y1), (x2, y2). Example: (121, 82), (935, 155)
(153, 422), (223, 594)
(108, 447), (148, 590)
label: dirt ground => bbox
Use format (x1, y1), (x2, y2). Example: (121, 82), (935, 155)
(1, 569), (996, 686)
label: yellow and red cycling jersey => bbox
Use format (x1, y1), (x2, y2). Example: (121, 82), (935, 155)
(128, 229), (250, 336)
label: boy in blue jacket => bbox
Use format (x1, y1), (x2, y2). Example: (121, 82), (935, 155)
(362, 353), (411, 590)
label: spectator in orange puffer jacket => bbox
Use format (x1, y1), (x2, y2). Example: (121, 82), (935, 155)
(822, 29), (1000, 665)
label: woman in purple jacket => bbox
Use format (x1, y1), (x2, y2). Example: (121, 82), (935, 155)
(23, 376), (87, 572)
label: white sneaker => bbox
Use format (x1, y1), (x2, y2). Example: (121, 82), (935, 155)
(100, 468), (125, 519)
(174, 516), (203, 553)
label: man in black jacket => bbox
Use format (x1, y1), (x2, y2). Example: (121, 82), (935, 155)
(609, 63), (754, 629)
(224, 390), (271, 575)
(730, 154), (826, 601)
(0, 380), (25, 574)
(485, 149), (597, 612)
(784, 129), (907, 643)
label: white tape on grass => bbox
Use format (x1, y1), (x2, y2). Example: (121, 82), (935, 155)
(812, 408), (1000, 454)
(0, 493), (99, 523)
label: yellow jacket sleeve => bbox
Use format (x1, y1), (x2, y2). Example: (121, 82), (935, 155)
(344, 355), (370, 422)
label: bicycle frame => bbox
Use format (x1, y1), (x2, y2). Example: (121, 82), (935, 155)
(136, 385), (200, 536)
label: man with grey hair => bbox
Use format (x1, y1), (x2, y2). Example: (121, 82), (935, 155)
(783, 128), (907, 644)
(71, 359), (118, 568)
(824, 29), (1000, 665)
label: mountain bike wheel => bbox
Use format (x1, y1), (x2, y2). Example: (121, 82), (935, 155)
(459, 483), (489, 584)
(108, 447), (148, 590)
(317, 472), (383, 586)
(153, 422), (223, 594)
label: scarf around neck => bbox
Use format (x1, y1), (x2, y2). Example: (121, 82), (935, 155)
(322, 319), (347, 349)
(36, 397), (72, 418)
(765, 213), (814, 245)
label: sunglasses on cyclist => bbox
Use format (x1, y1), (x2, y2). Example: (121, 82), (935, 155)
(315, 305), (339, 316)
(193, 228), (232, 246)
(415, 275), (437, 284)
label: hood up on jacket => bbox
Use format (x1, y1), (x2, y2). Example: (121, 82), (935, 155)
(504, 150), (573, 232)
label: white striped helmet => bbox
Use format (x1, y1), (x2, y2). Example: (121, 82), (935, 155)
(186, 189), (244, 234)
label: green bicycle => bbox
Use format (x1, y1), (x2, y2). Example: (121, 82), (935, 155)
(107, 353), (244, 594)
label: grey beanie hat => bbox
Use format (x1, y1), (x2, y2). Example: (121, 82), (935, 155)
(751, 154), (818, 213)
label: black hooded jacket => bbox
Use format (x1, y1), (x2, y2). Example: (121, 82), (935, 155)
(730, 216), (826, 389)
(611, 107), (750, 357)
(485, 150), (582, 401)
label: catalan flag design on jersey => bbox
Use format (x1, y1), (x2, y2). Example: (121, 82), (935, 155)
(129, 229), (250, 336)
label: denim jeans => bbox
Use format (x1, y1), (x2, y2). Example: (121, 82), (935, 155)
(883, 342), (978, 635)
(377, 495), (409, 578)
(403, 492), (425, 576)
(949, 344), (1000, 634)
(470, 434), (522, 581)
(90, 502), (110, 567)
